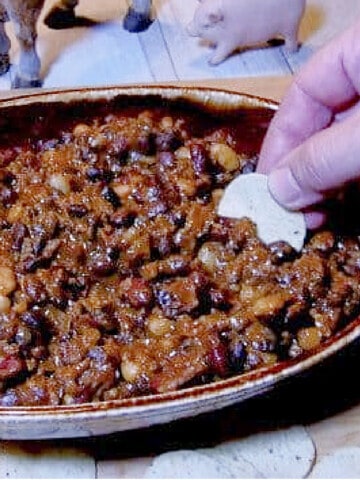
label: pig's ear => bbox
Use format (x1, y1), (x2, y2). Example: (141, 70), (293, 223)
(208, 10), (224, 24)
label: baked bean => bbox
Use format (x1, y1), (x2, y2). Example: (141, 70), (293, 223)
(147, 314), (173, 336)
(121, 358), (140, 383)
(209, 143), (240, 171)
(0, 266), (16, 296)
(0, 295), (11, 313)
(49, 174), (71, 194)
(297, 327), (322, 351)
(251, 291), (290, 318)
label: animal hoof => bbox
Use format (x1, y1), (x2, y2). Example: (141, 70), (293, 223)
(123, 8), (153, 33)
(44, 6), (76, 29)
(44, 6), (95, 30)
(267, 38), (285, 47)
(0, 54), (10, 75)
(12, 76), (42, 89)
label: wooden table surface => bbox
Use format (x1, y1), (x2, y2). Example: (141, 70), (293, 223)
(1, 0), (360, 477)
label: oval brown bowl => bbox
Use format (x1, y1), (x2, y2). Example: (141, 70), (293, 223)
(0, 85), (359, 440)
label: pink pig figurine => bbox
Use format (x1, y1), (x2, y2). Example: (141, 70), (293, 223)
(187, 0), (306, 65)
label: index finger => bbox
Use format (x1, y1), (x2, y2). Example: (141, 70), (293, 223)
(257, 18), (360, 174)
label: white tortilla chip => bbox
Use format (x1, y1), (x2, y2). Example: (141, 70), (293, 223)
(309, 447), (360, 478)
(199, 426), (315, 479)
(218, 173), (306, 251)
(145, 450), (233, 479)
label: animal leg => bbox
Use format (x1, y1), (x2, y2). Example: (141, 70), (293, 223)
(283, 23), (301, 53)
(6, 0), (44, 88)
(284, 34), (299, 53)
(123, 0), (153, 33)
(209, 43), (233, 65)
(0, 5), (10, 75)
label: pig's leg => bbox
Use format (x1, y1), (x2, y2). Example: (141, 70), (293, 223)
(209, 42), (234, 65)
(7, 0), (44, 88)
(43, 0), (83, 30)
(0, 6), (10, 75)
(124, 0), (153, 33)
(283, 25), (300, 53)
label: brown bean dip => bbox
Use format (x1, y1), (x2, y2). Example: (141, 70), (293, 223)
(0, 95), (359, 407)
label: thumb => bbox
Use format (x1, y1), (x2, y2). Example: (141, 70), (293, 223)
(267, 112), (360, 211)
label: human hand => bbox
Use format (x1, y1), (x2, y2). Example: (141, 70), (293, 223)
(257, 18), (360, 228)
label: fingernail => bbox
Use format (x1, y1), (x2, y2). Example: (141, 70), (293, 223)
(268, 167), (302, 209)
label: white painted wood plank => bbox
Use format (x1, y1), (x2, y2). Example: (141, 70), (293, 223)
(38, 26), (99, 84)
(136, 16), (177, 81)
(43, 21), (154, 88)
(41, 0), (154, 87)
(153, 0), (214, 80)
(3, 0), (154, 89)
(41, 0), (176, 86)
(283, 0), (360, 72)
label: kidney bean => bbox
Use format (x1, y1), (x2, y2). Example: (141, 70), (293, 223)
(158, 151), (175, 168)
(21, 310), (45, 330)
(120, 278), (153, 309)
(269, 241), (297, 265)
(155, 277), (199, 317)
(24, 277), (48, 305)
(229, 340), (247, 373)
(208, 288), (230, 310)
(65, 276), (90, 299)
(207, 340), (229, 377)
(136, 133), (156, 155)
(0, 355), (25, 380)
(36, 138), (59, 151)
(107, 135), (129, 160)
(155, 132), (182, 152)
(190, 143), (208, 176)
(0, 169), (15, 185)
(102, 186), (121, 208)
(0, 148), (18, 167)
(110, 210), (136, 228)
(0, 390), (19, 406)
(15, 326), (33, 347)
(0, 186), (17, 207)
(22, 255), (53, 273)
(11, 223), (28, 252)
(343, 251), (360, 275)
(68, 204), (88, 218)
(86, 166), (113, 183)
(88, 248), (118, 276)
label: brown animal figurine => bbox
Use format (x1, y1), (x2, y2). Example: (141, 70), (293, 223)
(0, 0), (153, 88)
